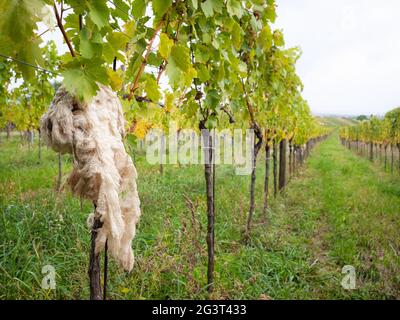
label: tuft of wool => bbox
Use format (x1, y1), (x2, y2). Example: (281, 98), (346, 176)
(40, 86), (141, 271)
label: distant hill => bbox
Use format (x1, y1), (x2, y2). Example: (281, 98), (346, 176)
(316, 116), (359, 127)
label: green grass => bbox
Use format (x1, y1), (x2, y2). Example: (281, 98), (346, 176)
(0, 133), (399, 299)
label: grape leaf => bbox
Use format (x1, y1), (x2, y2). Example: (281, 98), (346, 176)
(88, 0), (110, 29)
(166, 58), (181, 89)
(232, 22), (242, 50)
(265, 0), (277, 23)
(227, 0), (243, 18)
(107, 69), (123, 91)
(111, 0), (130, 21)
(159, 33), (174, 59)
(273, 30), (285, 47)
(0, 0), (46, 79)
(152, 0), (172, 18)
(197, 64), (210, 82)
(190, 0), (198, 10)
(62, 58), (108, 102)
(170, 44), (191, 72)
(200, 0), (223, 18)
(183, 66), (197, 87)
(80, 27), (103, 59)
(205, 89), (220, 111)
(145, 77), (161, 102)
(131, 0), (146, 19)
(258, 25), (272, 51)
(200, 0), (214, 17)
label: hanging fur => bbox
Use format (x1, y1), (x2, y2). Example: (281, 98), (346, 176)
(40, 85), (141, 272)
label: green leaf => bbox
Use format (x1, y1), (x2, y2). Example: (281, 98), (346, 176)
(124, 20), (136, 38)
(152, 0), (172, 18)
(145, 77), (161, 102)
(217, 61), (225, 82)
(201, 0), (214, 17)
(80, 27), (103, 59)
(205, 89), (220, 111)
(170, 44), (191, 72)
(184, 100), (199, 118)
(196, 64), (210, 82)
(126, 53), (143, 79)
(258, 25), (272, 51)
(205, 114), (218, 129)
(182, 66), (197, 87)
(265, 0), (277, 23)
(166, 58), (181, 89)
(111, 0), (130, 20)
(62, 58), (108, 102)
(131, 0), (146, 19)
(273, 30), (285, 47)
(63, 68), (98, 102)
(108, 32), (128, 52)
(147, 52), (163, 66)
(159, 33), (174, 59)
(251, 0), (265, 4)
(232, 22), (242, 50)
(227, 0), (243, 18)
(102, 31), (127, 62)
(190, 0), (198, 10)
(201, 0), (223, 18)
(0, 0), (45, 79)
(88, 0), (110, 29)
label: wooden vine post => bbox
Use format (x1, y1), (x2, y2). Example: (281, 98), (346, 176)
(263, 140), (272, 218)
(89, 208), (103, 300)
(205, 130), (215, 293)
(273, 140), (278, 197)
(279, 139), (287, 191)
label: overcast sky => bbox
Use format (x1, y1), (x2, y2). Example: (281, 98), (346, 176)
(274, 0), (400, 116)
(43, 1), (400, 116)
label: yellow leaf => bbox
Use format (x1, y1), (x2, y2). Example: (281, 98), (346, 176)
(165, 92), (175, 113)
(107, 69), (123, 91)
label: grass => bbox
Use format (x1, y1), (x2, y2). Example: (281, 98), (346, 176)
(0, 133), (399, 299)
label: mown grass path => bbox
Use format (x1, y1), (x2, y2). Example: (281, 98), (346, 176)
(268, 133), (400, 299)
(0, 134), (399, 299)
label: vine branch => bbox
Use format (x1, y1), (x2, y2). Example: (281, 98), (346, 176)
(53, 2), (76, 58)
(128, 21), (164, 100)
(220, 106), (235, 124)
(241, 79), (262, 139)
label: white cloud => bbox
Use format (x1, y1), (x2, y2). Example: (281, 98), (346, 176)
(274, 0), (400, 116)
